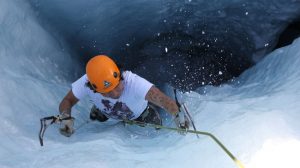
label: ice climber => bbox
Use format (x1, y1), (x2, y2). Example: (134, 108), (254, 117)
(58, 55), (189, 136)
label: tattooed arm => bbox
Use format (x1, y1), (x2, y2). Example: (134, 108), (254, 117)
(59, 90), (79, 116)
(145, 86), (179, 116)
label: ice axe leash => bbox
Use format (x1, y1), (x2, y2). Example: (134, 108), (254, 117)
(123, 119), (245, 168)
(39, 115), (71, 146)
(39, 115), (89, 146)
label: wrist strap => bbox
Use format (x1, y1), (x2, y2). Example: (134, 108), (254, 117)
(173, 89), (181, 109)
(60, 109), (71, 118)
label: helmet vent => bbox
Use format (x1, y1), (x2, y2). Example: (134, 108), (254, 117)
(113, 72), (118, 78)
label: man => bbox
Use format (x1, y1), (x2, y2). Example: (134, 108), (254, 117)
(58, 55), (189, 137)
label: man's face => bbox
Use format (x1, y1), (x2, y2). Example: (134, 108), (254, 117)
(101, 81), (124, 99)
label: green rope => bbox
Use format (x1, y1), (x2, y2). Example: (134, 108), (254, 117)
(124, 119), (245, 168)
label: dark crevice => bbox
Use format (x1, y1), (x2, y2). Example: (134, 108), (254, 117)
(275, 20), (300, 49)
(28, 0), (300, 91)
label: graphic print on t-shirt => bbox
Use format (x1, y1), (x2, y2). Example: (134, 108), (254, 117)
(101, 99), (134, 120)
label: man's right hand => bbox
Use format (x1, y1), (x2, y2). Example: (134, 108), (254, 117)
(58, 112), (74, 137)
(58, 90), (79, 137)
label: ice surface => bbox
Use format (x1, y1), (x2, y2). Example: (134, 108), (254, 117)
(0, 0), (300, 168)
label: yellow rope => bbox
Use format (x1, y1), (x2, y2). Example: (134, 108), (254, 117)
(125, 120), (245, 168)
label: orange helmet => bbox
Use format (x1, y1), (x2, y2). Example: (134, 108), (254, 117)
(86, 55), (120, 93)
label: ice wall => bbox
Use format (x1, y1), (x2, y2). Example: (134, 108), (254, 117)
(0, 0), (80, 162)
(0, 0), (300, 168)
(183, 37), (300, 168)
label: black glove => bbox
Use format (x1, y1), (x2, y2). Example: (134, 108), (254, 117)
(57, 112), (74, 137)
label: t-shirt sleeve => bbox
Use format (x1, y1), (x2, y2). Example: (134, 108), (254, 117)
(131, 73), (153, 100)
(71, 74), (89, 100)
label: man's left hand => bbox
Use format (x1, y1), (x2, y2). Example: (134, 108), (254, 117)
(174, 110), (190, 133)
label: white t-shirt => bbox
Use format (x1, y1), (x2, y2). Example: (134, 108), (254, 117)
(72, 71), (153, 120)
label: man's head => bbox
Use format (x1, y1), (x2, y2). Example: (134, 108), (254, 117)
(86, 55), (123, 99)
